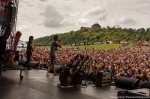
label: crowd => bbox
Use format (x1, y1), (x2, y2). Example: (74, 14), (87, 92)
(18, 45), (150, 85)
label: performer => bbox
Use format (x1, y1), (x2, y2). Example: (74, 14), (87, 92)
(46, 35), (62, 76)
(24, 36), (34, 70)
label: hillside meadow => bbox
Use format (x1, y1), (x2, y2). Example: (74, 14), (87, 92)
(35, 44), (150, 50)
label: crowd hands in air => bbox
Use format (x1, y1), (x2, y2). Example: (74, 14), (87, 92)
(19, 46), (150, 85)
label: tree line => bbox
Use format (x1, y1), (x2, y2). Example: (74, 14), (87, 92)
(33, 26), (150, 46)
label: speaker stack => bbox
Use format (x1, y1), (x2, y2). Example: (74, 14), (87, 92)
(95, 71), (111, 87)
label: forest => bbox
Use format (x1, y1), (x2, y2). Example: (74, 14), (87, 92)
(33, 26), (150, 46)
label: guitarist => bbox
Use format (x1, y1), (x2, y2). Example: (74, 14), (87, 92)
(24, 36), (34, 70)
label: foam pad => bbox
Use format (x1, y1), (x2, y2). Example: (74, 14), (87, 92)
(115, 76), (140, 90)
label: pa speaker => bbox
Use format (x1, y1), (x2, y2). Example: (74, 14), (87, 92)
(140, 81), (150, 89)
(115, 77), (140, 90)
(0, 37), (6, 60)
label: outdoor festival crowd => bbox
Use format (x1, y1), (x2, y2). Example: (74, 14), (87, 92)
(18, 46), (150, 85)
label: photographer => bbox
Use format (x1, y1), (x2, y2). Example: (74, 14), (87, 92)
(46, 35), (62, 76)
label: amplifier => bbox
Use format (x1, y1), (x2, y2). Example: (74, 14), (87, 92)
(95, 71), (111, 87)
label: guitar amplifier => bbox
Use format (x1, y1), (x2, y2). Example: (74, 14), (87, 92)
(117, 88), (150, 99)
(95, 71), (111, 87)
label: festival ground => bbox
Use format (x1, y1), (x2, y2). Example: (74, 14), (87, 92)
(0, 69), (124, 99)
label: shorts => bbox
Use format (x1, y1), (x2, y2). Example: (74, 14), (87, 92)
(50, 55), (56, 65)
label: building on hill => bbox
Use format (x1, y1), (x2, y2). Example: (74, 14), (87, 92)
(80, 23), (101, 31)
(91, 23), (101, 30)
(80, 27), (90, 31)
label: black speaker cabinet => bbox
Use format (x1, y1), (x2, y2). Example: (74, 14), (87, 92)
(0, 37), (6, 60)
(115, 77), (140, 90)
(140, 81), (150, 89)
(19, 60), (39, 68)
(95, 71), (111, 87)
(117, 88), (150, 99)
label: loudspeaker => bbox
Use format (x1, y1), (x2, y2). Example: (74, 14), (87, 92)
(117, 88), (150, 99)
(19, 60), (39, 68)
(140, 81), (150, 89)
(50, 66), (63, 73)
(0, 37), (6, 60)
(95, 71), (111, 87)
(115, 77), (140, 90)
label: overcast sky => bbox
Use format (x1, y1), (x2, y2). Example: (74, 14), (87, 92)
(17, 0), (150, 41)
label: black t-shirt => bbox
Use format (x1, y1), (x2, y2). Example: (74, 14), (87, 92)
(26, 41), (32, 55)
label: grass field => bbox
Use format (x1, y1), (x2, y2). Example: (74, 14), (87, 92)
(37, 44), (149, 50)
(69, 44), (121, 50)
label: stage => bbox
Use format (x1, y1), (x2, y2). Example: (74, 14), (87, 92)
(0, 69), (127, 99)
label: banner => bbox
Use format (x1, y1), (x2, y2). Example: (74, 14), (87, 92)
(12, 31), (22, 51)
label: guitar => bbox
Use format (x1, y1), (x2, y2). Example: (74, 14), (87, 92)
(70, 56), (89, 85)
(59, 54), (80, 84)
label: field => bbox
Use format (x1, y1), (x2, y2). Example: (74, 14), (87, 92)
(36, 44), (149, 50)
(69, 44), (121, 50)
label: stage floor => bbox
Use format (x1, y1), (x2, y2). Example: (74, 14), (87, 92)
(0, 69), (126, 99)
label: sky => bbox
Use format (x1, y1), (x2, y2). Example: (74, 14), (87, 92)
(17, 0), (150, 41)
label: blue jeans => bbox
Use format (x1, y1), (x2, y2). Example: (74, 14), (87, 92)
(24, 54), (31, 69)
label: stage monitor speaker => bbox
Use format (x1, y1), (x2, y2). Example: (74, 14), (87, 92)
(95, 71), (111, 87)
(140, 81), (150, 89)
(115, 77), (140, 90)
(19, 60), (39, 69)
(117, 88), (150, 99)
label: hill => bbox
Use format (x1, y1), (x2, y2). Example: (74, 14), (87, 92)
(33, 25), (150, 46)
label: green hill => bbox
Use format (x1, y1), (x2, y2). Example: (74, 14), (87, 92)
(33, 26), (150, 46)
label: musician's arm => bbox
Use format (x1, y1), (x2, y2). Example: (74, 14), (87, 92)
(30, 43), (34, 51)
(53, 41), (62, 48)
(57, 41), (62, 48)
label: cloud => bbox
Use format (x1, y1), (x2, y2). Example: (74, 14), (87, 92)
(98, 13), (107, 20)
(39, 0), (46, 1)
(83, 7), (106, 17)
(70, 12), (80, 17)
(112, 16), (136, 25)
(42, 5), (64, 28)
(76, 18), (89, 25)
(17, 0), (150, 41)
(18, 25), (33, 31)
(60, 19), (74, 26)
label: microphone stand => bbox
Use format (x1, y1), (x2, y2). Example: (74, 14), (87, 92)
(19, 40), (26, 50)
(82, 58), (92, 87)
